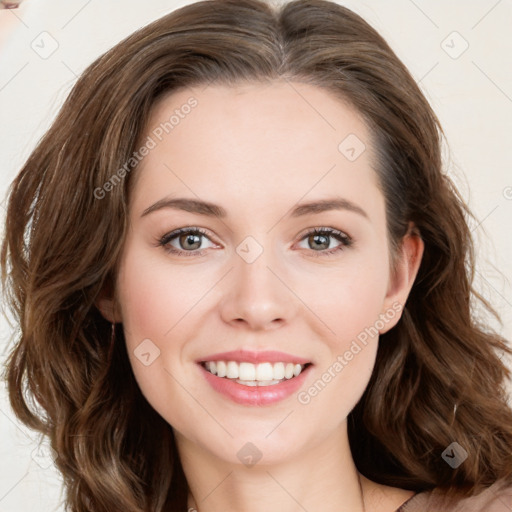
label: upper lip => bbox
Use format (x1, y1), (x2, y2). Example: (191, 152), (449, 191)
(197, 350), (312, 365)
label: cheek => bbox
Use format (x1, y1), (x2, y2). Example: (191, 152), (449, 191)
(115, 246), (196, 423)
(117, 244), (199, 346)
(295, 254), (388, 404)
(296, 274), (386, 423)
(301, 255), (390, 343)
(339, 269), (388, 338)
(115, 243), (219, 406)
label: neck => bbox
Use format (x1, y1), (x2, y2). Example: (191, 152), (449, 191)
(176, 420), (366, 512)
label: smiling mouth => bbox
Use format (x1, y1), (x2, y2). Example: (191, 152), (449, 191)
(200, 360), (313, 387)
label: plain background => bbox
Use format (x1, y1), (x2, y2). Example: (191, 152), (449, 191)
(0, 1), (511, 510)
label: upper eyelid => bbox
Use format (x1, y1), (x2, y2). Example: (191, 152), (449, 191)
(161, 227), (214, 242)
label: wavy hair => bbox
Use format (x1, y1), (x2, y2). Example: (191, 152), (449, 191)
(2, 0), (511, 510)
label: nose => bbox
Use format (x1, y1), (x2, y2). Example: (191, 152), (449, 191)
(218, 241), (297, 331)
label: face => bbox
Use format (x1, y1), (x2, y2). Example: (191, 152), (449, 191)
(102, 80), (421, 466)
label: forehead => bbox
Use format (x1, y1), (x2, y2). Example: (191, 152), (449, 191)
(130, 80), (383, 223)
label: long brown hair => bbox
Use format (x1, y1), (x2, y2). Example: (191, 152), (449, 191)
(2, 0), (511, 510)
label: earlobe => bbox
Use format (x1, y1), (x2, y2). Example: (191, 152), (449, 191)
(95, 282), (122, 323)
(96, 296), (121, 323)
(379, 223), (424, 334)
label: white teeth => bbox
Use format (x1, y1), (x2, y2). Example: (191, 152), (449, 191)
(239, 362), (256, 380)
(273, 362), (285, 380)
(284, 363), (294, 379)
(235, 378), (282, 387)
(216, 361), (226, 378)
(203, 360), (309, 382)
(226, 361), (239, 379)
(256, 362), (274, 381)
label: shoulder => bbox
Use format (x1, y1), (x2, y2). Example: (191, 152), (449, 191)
(400, 479), (512, 512)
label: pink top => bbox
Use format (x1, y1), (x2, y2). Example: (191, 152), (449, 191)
(396, 479), (512, 511)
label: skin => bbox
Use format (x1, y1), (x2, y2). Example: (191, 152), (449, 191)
(98, 80), (424, 512)
(0, 3), (24, 50)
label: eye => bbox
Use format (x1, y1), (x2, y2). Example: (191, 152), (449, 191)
(157, 227), (217, 257)
(157, 226), (353, 257)
(296, 227), (353, 257)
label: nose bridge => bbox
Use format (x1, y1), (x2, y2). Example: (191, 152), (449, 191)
(220, 233), (295, 330)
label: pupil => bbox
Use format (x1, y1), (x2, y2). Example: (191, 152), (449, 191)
(311, 234), (328, 250)
(183, 234), (200, 249)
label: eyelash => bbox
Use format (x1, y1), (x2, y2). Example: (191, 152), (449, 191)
(157, 226), (353, 258)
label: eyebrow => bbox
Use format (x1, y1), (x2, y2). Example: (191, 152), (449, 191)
(141, 196), (369, 220)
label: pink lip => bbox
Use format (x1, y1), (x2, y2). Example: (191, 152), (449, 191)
(196, 349), (311, 365)
(198, 362), (313, 406)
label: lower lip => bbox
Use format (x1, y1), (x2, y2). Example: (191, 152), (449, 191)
(199, 363), (312, 406)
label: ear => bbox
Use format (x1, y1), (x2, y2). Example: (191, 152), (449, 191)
(95, 280), (123, 324)
(379, 222), (424, 334)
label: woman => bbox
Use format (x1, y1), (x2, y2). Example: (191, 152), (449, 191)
(2, 0), (511, 510)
